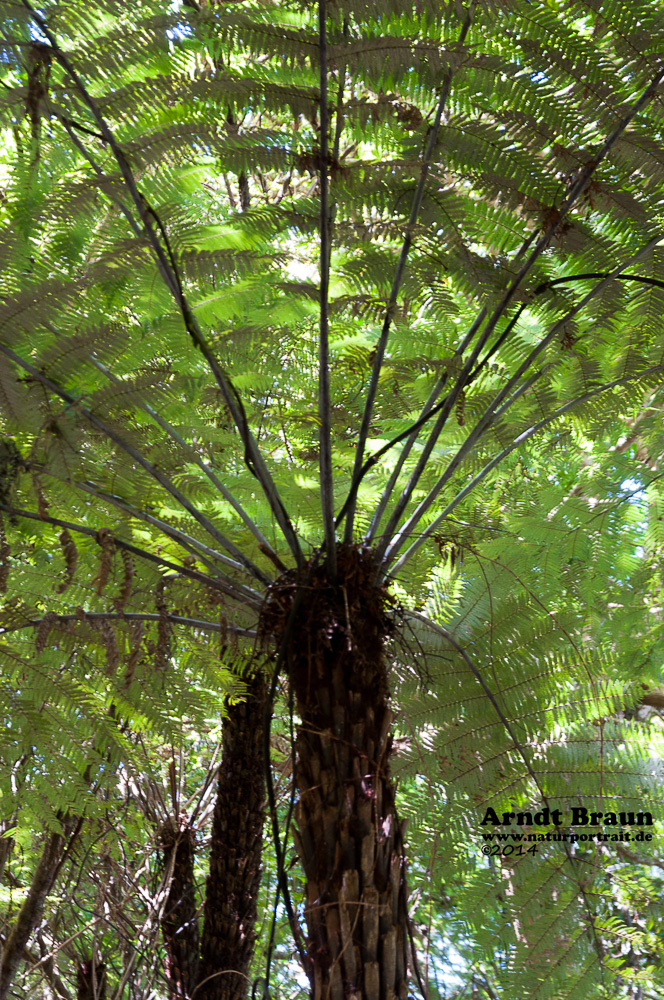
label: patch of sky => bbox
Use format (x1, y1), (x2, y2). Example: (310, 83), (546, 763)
(621, 477), (646, 503)
(168, 1), (194, 39)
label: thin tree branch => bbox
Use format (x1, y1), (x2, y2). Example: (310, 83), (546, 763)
(332, 20), (348, 165)
(336, 309), (486, 535)
(73, 477), (266, 595)
(0, 822), (73, 1000)
(343, 4), (476, 541)
(369, 237), (539, 547)
(371, 307), (493, 561)
(473, 272), (664, 383)
(0, 611), (255, 638)
(0, 933), (73, 1000)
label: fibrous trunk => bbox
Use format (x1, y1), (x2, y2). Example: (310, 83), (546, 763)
(159, 816), (199, 1000)
(263, 545), (409, 1000)
(76, 957), (107, 1000)
(198, 671), (267, 1000)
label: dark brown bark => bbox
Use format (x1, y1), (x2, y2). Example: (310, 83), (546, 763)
(262, 545), (409, 1000)
(197, 671), (267, 1000)
(76, 956), (107, 1000)
(0, 826), (70, 1000)
(159, 816), (200, 1000)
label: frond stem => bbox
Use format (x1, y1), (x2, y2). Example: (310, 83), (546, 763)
(343, 5), (476, 542)
(0, 503), (259, 607)
(379, 232), (664, 568)
(1, 612), (254, 637)
(75, 479), (262, 587)
(365, 307), (487, 550)
(386, 362), (664, 577)
(0, 341), (271, 587)
(88, 357), (280, 571)
(318, 0), (337, 580)
(23, 0), (302, 567)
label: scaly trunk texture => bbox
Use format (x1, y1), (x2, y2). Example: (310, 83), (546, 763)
(159, 816), (199, 1000)
(197, 671), (267, 1000)
(76, 956), (107, 1000)
(263, 545), (409, 1000)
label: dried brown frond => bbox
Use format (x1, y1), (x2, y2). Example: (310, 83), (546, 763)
(25, 41), (52, 141)
(94, 528), (115, 596)
(32, 472), (49, 519)
(0, 515), (10, 594)
(99, 620), (119, 676)
(123, 621), (144, 691)
(113, 549), (135, 611)
(456, 389), (466, 427)
(0, 441), (23, 505)
(35, 611), (59, 654)
(56, 527), (78, 594)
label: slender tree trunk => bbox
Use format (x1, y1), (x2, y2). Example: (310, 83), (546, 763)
(197, 671), (267, 1000)
(263, 545), (410, 1000)
(0, 824), (71, 1000)
(159, 816), (200, 1000)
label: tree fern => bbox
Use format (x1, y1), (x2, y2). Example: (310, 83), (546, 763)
(1, 0), (664, 997)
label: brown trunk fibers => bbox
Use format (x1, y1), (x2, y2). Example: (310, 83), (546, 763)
(262, 545), (409, 1000)
(158, 671), (267, 1000)
(76, 957), (107, 1000)
(159, 816), (200, 1000)
(198, 671), (267, 1000)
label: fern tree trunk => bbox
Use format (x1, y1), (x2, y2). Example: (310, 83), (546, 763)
(159, 816), (200, 1000)
(264, 545), (409, 1000)
(198, 671), (267, 1000)
(76, 957), (107, 1000)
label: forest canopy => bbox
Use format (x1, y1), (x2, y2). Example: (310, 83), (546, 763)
(1, 1), (664, 999)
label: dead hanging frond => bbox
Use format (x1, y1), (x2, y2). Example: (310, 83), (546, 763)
(0, 515), (10, 594)
(31, 472), (50, 519)
(154, 578), (171, 671)
(94, 528), (115, 596)
(113, 549), (135, 611)
(123, 621), (144, 691)
(99, 619), (119, 676)
(35, 611), (59, 654)
(56, 527), (78, 594)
